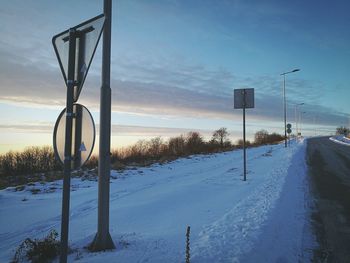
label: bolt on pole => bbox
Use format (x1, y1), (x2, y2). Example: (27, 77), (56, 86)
(60, 28), (76, 263)
(90, 0), (115, 251)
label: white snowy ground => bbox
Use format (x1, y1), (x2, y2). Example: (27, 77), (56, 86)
(330, 135), (350, 146)
(0, 139), (314, 263)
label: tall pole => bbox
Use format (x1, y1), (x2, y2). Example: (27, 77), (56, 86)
(294, 103), (303, 137)
(300, 112), (306, 136)
(280, 69), (300, 147)
(243, 104), (246, 181)
(60, 28), (76, 263)
(243, 90), (247, 181)
(313, 115), (316, 136)
(283, 75), (287, 147)
(91, 0), (115, 251)
(294, 105), (297, 136)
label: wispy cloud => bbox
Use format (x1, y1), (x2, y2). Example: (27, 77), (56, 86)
(0, 122), (240, 140)
(0, 47), (347, 127)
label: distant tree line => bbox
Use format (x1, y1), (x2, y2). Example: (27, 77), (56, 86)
(0, 146), (61, 177)
(0, 128), (284, 187)
(254, 130), (284, 145)
(108, 128), (232, 167)
(336, 126), (350, 136)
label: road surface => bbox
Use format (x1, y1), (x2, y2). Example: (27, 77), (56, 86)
(307, 136), (350, 262)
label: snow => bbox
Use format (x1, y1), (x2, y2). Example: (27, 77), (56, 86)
(0, 140), (314, 262)
(330, 135), (350, 146)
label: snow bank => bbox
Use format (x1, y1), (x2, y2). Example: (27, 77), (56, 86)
(0, 140), (312, 262)
(191, 140), (313, 262)
(330, 136), (350, 146)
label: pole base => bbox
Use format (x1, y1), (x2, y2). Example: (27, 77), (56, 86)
(89, 232), (116, 252)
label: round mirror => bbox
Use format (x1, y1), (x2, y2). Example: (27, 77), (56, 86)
(53, 104), (95, 169)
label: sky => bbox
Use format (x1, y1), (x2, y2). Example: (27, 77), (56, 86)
(0, 0), (349, 154)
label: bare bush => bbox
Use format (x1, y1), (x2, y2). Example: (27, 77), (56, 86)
(186, 132), (205, 154)
(147, 137), (163, 158)
(0, 147), (60, 177)
(168, 135), (186, 156)
(12, 229), (60, 263)
(212, 127), (230, 149)
(254, 130), (283, 145)
(336, 126), (349, 136)
(236, 139), (251, 148)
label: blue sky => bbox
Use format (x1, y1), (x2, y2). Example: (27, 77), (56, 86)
(0, 0), (349, 153)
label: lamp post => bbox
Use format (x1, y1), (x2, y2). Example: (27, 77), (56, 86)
(300, 111), (306, 136)
(90, 0), (115, 251)
(280, 69), (300, 147)
(294, 102), (304, 136)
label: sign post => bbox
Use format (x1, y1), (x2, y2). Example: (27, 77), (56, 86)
(52, 13), (105, 263)
(234, 88), (255, 181)
(59, 28), (76, 263)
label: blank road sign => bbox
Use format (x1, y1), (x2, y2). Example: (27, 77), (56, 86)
(234, 88), (255, 109)
(52, 14), (105, 102)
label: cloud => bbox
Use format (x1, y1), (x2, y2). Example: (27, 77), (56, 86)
(0, 122), (241, 140)
(0, 45), (347, 128)
(0, 123), (53, 133)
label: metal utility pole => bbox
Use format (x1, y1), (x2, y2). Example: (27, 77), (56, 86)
(90, 0), (115, 251)
(280, 69), (300, 147)
(294, 102), (304, 136)
(60, 28), (76, 263)
(283, 75), (287, 147)
(243, 91), (247, 181)
(300, 111), (306, 136)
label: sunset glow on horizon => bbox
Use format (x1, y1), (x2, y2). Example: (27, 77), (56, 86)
(0, 0), (349, 154)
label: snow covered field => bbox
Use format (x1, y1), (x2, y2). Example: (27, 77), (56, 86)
(0, 140), (314, 262)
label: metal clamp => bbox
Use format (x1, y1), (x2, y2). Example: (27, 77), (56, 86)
(64, 156), (73, 161)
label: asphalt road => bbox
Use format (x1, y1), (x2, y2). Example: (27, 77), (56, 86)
(307, 136), (350, 262)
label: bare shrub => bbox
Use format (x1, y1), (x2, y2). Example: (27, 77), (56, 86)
(212, 127), (229, 149)
(147, 137), (163, 158)
(0, 147), (60, 177)
(254, 130), (284, 145)
(236, 139), (251, 148)
(167, 135), (186, 156)
(12, 229), (60, 263)
(186, 132), (204, 154)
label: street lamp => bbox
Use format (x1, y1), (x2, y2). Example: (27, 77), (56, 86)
(299, 111), (306, 136)
(280, 68), (300, 147)
(294, 102), (304, 136)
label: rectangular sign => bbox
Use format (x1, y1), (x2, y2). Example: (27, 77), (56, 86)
(234, 88), (255, 109)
